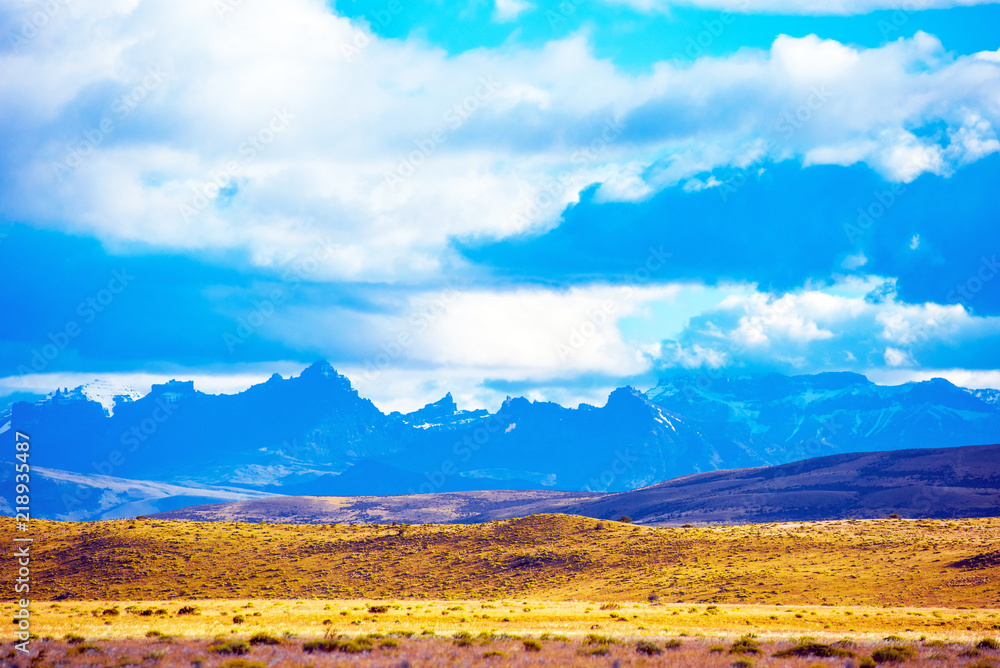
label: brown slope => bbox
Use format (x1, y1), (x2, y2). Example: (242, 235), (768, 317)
(150, 488), (599, 524)
(516, 442), (1000, 525)
(150, 443), (1000, 526)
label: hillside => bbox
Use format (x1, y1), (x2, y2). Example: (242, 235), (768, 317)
(151, 443), (1000, 526)
(3, 515), (998, 608)
(151, 489), (599, 524)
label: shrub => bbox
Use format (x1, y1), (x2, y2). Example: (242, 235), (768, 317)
(220, 661), (266, 668)
(709, 645), (726, 653)
(523, 638), (542, 652)
(176, 606), (198, 616)
(453, 631), (473, 647)
(302, 637), (373, 653)
(599, 603), (621, 610)
(859, 657), (876, 668)
(618, 516), (632, 523)
(636, 640), (662, 655)
(871, 646), (916, 663)
(379, 639), (398, 649)
(232, 615), (245, 624)
(64, 633), (86, 644)
(208, 640), (251, 655)
(731, 658), (754, 667)
(248, 632), (282, 646)
(979, 639), (1000, 650)
(730, 635), (762, 655)
(773, 642), (856, 658)
(145, 630), (170, 640)
(664, 639), (682, 649)
(66, 643), (101, 656)
(584, 634), (619, 645)
(580, 646), (611, 656)
(484, 650), (506, 658)
(368, 605), (390, 614)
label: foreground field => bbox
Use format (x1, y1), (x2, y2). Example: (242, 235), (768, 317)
(11, 598), (1000, 642)
(3, 514), (999, 606)
(5, 630), (1000, 668)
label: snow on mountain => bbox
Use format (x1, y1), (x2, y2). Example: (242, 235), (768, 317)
(80, 380), (143, 415)
(967, 388), (1000, 405)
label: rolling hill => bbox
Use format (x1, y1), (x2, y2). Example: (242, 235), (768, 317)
(152, 442), (1000, 525)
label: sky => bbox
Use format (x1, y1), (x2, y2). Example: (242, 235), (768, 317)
(1, 0), (999, 414)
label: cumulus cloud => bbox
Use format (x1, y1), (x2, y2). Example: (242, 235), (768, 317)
(494, 0), (534, 21)
(659, 277), (1000, 375)
(1, 0), (998, 283)
(604, 0), (999, 15)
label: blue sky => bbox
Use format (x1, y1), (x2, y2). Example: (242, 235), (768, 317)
(1, 0), (999, 413)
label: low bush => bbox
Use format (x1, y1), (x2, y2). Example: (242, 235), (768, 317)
(523, 638), (542, 652)
(636, 640), (662, 655)
(773, 642), (855, 658)
(730, 635), (762, 655)
(871, 646), (916, 663)
(248, 632), (282, 646)
(208, 640), (251, 655)
(302, 637), (373, 653)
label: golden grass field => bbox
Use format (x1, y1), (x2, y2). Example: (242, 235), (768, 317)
(2, 514), (999, 666)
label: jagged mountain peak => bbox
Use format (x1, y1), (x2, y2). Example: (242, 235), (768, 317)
(43, 379), (143, 417)
(297, 360), (354, 390)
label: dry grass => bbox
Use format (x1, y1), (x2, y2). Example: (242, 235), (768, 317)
(10, 598), (1000, 643)
(3, 514), (999, 607)
(3, 631), (1000, 667)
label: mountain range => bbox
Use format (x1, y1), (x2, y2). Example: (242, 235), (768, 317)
(2, 361), (998, 520)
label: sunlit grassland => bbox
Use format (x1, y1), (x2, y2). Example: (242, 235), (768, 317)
(3, 514), (998, 608)
(3, 514), (999, 665)
(13, 598), (1000, 643)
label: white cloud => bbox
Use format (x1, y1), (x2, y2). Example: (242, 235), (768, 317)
(494, 0), (534, 21)
(909, 233), (921, 250)
(842, 251), (868, 269)
(604, 0), (1000, 15)
(1, 2), (999, 283)
(883, 346), (914, 367)
(0, 361), (307, 401)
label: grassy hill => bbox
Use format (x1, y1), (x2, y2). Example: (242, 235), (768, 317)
(5, 514), (999, 608)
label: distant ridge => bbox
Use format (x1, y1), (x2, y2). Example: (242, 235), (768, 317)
(151, 442), (1000, 526)
(5, 362), (999, 520)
